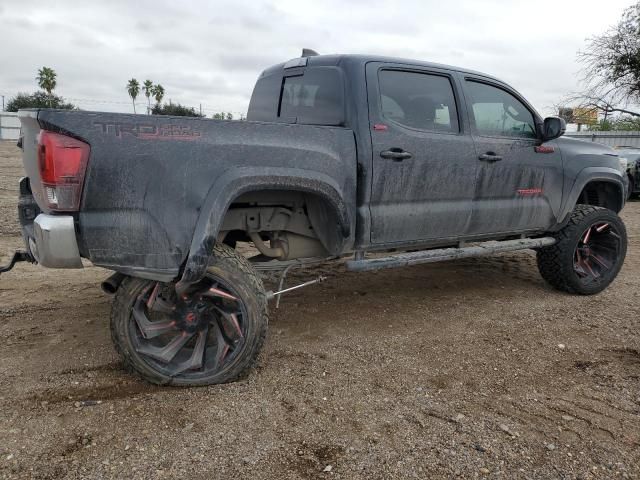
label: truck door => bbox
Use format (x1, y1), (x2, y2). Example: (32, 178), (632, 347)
(461, 77), (563, 235)
(366, 63), (478, 244)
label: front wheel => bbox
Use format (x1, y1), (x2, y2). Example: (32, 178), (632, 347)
(110, 243), (268, 386)
(537, 205), (627, 295)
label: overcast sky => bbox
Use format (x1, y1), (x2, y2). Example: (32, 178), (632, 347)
(0, 0), (634, 117)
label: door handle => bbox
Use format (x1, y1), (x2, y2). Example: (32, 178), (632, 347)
(380, 148), (413, 161)
(478, 152), (503, 162)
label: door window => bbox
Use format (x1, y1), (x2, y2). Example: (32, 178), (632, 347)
(378, 70), (459, 133)
(465, 81), (536, 138)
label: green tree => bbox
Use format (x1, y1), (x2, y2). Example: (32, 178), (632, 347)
(6, 92), (75, 112)
(143, 79), (154, 114)
(151, 102), (203, 117)
(126, 78), (140, 114)
(589, 115), (640, 131)
(213, 112), (234, 120)
(36, 67), (57, 107)
(151, 84), (165, 105)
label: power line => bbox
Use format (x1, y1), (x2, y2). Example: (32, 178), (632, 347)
(0, 92), (247, 116)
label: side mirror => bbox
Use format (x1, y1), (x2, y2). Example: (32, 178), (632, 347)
(542, 117), (566, 141)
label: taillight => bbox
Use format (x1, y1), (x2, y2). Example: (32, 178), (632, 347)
(37, 130), (89, 211)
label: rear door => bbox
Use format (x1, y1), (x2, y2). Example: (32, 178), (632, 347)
(366, 63), (478, 244)
(462, 77), (564, 235)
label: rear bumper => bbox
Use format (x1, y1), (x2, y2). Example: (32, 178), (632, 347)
(30, 214), (83, 268)
(19, 177), (83, 269)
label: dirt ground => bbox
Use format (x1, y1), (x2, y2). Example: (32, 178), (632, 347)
(0, 140), (639, 480)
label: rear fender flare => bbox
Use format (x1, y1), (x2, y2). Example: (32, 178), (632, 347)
(177, 167), (351, 289)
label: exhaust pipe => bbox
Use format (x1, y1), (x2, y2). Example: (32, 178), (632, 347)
(101, 272), (126, 295)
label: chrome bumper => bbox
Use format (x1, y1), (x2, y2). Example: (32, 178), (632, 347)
(30, 214), (83, 268)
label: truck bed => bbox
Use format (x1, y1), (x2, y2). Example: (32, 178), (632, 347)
(19, 110), (357, 280)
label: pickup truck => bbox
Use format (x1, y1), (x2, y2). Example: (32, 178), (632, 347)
(7, 51), (628, 386)
(613, 146), (640, 199)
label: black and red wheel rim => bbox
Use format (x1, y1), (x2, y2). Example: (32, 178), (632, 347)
(573, 221), (622, 285)
(128, 275), (247, 379)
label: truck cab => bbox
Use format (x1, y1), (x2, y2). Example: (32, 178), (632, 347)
(247, 54), (624, 250)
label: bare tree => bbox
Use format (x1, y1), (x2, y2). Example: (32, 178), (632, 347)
(572, 3), (640, 117)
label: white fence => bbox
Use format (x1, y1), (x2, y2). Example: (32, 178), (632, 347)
(0, 112), (20, 140)
(564, 131), (640, 148)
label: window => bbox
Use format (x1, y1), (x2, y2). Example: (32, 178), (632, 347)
(378, 70), (459, 133)
(465, 81), (536, 138)
(278, 67), (344, 126)
(247, 71), (281, 121)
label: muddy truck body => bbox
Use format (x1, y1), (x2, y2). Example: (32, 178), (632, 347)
(7, 52), (628, 385)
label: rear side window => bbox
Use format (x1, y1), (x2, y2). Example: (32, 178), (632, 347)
(278, 67), (345, 126)
(247, 71), (281, 121)
(465, 80), (536, 138)
(378, 70), (459, 133)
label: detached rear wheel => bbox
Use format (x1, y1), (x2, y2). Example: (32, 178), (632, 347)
(537, 205), (627, 295)
(110, 244), (268, 386)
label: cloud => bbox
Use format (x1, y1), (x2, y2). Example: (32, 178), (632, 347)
(0, 0), (633, 116)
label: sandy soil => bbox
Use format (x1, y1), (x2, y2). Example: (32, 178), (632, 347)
(0, 140), (638, 479)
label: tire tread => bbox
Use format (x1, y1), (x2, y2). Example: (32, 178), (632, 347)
(537, 204), (626, 295)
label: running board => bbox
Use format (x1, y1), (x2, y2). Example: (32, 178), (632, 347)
(346, 237), (556, 273)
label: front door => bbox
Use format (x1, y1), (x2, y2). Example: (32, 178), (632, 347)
(462, 77), (564, 235)
(366, 64), (478, 244)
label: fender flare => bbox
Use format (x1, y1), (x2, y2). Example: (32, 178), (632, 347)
(557, 166), (625, 225)
(176, 167), (352, 290)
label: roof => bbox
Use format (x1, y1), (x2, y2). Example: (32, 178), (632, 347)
(261, 53), (501, 82)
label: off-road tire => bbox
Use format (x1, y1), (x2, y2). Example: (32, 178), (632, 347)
(110, 243), (268, 386)
(537, 205), (627, 295)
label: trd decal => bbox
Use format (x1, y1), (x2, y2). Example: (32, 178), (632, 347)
(534, 145), (555, 153)
(93, 122), (201, 140)
(517, 188), (543, 195)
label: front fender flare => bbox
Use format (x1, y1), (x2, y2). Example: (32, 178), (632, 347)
(557, 166), (625, 225)
(176, 167), (352, 289)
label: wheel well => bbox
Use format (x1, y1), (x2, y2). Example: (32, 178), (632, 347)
(218, 189), (343, 258)
(577, 181), (623, 212)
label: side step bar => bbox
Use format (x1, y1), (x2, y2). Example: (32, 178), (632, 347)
(346, 237), (556, 273)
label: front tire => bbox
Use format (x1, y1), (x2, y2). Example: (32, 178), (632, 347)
(537, 205), (627, 295)
(110, 243), (268, 386)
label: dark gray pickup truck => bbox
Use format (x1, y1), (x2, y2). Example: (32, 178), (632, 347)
(6, 51), (628, 386)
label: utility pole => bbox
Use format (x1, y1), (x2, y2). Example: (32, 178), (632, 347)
(1, 95), (4, 111)
(199, 103), (202, 116)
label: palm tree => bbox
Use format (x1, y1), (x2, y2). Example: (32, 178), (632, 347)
(143, 80), (153, 114)
(127, 78), (140, 114)
(36, 67), (57, 107)
(151, 84), (165, 106)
